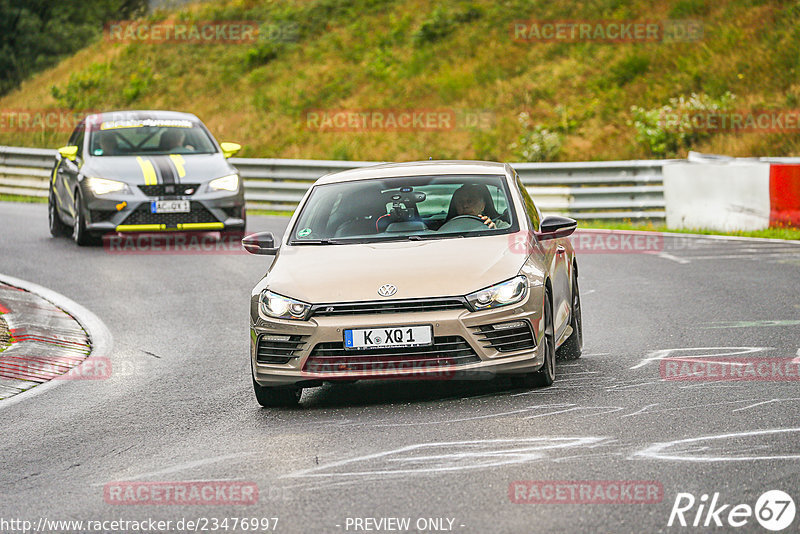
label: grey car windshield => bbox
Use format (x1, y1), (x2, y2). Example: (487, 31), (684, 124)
(290, 174), (518, 243)
(89, 121), (217, 157)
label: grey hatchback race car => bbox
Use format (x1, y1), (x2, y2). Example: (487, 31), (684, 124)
(48, 110), (246, 245)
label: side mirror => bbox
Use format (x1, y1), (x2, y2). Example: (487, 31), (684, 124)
(536, 215), (577, 241)
(242, 232), (279, 255)
(220, 142), (241, 159)
(57, 145), (79, 161)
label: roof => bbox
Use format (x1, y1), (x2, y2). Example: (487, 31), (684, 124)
(314, 160), (511, 185)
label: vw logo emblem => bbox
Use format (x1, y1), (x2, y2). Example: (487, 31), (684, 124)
(377, 284), (397, 297)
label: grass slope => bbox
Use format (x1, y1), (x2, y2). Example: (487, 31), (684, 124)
(0, 0), (798, 161)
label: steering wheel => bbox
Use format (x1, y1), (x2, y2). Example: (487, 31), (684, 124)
(449, 215), (484, 223)
(438, 214), (489, 232)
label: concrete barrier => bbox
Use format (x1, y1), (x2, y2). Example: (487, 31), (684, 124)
(664, 161), (771, 231)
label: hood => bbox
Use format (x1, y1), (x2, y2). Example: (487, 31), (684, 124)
(264, 233), (527, 303)
(81, 154), (234, 185)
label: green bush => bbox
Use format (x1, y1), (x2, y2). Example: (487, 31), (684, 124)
(509, 112), (564, 162)
(413, 4), (482, 45)
(244, 41), (283, 69)
(122, 67), (153, 103)
(629, 92), (736, 157)
(610, 54), (650, 86)
(50, 63), (112, 110)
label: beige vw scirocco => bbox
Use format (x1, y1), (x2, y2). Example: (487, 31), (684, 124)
(243, 161), (582, 407)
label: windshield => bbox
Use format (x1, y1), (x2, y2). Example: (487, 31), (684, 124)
(88, 119), (217, 157)
(289, 174), (517, 244)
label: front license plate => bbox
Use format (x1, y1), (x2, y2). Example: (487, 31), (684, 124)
(344, 325), (432, 350)
(151, 200), (190, 213)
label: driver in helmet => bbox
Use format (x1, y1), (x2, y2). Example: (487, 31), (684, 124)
(451, 184), (509, 229)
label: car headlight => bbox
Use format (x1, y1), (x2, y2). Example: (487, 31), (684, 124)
(209, 174), (239, 192)
(85, 177), (130, 195)
(260, 290), (311, 320)
(466, 275), (528, 311)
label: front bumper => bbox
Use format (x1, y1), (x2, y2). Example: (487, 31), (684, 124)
(80, 181), (246, 234)
(250, 287), (546, 387)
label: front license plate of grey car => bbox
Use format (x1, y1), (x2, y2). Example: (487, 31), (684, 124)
(344, 325), (432, 350)
(151, 200), (190, 213)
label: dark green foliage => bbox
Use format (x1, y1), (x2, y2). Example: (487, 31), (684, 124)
(0, 0), (147, 95)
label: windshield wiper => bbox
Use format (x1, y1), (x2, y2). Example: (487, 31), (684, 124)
(404, 233), (466, 241)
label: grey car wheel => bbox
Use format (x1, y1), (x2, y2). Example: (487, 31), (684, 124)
(49, 190), (70, 237)
(252, 376), (302, 407)
(72, 189), (99, 246)
(512, 287), (555, 388)
(557, 268), (583, 361)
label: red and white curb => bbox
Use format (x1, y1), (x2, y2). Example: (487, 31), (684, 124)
(0, 274), (113, 407)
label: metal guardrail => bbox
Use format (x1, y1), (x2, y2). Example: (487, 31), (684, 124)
(0, 145), (671, 220)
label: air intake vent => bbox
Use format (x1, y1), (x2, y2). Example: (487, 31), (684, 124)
(303, 336), (479, 375)
(138, 184), (200, 197)
(256, 334), (307, 364)
(472, 321), (536, 353)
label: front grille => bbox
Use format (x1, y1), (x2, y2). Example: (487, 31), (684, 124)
(472, 321), (536, 353)
(256, 334), (307, 364)
(310, 297), (468, 318)
(90, 210), (117, 223)
(122, 202), (219, 227)
(303, 336), (479, 374)
(138, 184), (200, 197)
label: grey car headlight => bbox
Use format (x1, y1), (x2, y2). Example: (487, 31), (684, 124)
(260, 290), (311, 320)
(466, 275), (528, 311)
(86, 177), (130, 195)
(209, 174), (239, 192)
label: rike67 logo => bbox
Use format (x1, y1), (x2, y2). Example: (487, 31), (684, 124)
(668, 490), (796, 531)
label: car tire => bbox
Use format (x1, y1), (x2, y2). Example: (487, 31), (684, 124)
(72, 189), (100, 246)
(49, 190), (70, 237)
(557, 267), (583, 361)
(512, 287), (555, 388)
(252, 376), (302, 408)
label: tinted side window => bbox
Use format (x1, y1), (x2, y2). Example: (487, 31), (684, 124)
(515, 174), (541, 230)
(68, 122), (86, 158)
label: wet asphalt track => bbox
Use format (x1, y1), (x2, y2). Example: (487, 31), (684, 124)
(1, 201), (800, 533)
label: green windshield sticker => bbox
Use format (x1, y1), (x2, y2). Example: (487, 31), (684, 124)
(298, 228), (312, 237)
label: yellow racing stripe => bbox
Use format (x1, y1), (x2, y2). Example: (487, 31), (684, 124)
(169, 154), (186, 178)
(115, 224), (166, 232)
(177, 222), (225, 230)
(136, 156), (158, 185)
